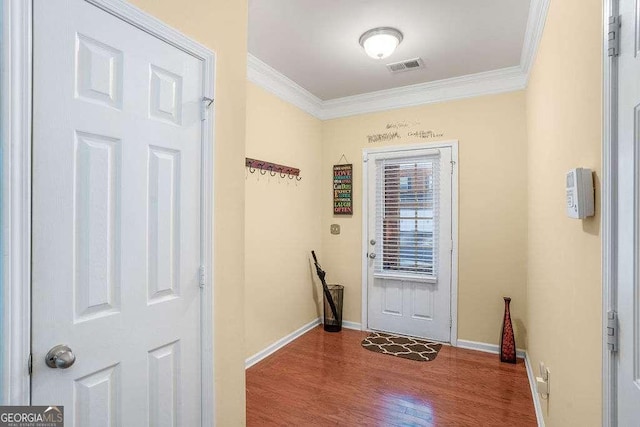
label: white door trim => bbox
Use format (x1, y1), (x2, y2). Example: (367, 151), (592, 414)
(1, 1), (216, 424)
(602, 0), (617, 426)
(0, 0), (32, 406)
(361, 140), (459, 345)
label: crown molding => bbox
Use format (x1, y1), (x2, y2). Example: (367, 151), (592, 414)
(247, 54), (323, 118)
(319, 66), (526, 120)
(520, 0), (551, 78)
(247, 0), (549, 120)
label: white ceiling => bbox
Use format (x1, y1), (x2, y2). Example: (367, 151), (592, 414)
(248, 0), (532, 101)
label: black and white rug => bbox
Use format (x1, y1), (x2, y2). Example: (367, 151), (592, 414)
(361, 331), (442, 362)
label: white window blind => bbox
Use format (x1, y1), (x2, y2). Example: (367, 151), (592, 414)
(374, 154), (440, 278)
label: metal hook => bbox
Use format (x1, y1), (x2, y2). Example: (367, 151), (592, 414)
(288, 173), (294, 180)
(269, 165), (276, 176)
(280, 170), (287, 178)
(296, 176), (302, 181)
(203, 97), (214, 108)
(249, 164), (255, 173)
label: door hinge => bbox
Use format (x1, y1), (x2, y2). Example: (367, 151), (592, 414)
(607, 310), (618, 352)
(201, 97), (214, 121)
(450, 160), (456, 175)
(608, 15), (621, 57)
(28, 353), (33, 376)
(199, 266), (206, 288)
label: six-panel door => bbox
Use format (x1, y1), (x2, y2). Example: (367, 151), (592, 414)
(31, 1), (204, 425)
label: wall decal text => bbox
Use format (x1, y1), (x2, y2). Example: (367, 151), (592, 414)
(367, 132), (402, 144)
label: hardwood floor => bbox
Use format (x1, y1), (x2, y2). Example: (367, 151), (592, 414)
(246, 326), (537, 426)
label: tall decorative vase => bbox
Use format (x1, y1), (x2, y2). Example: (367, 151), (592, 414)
(500, 297), (517, 363)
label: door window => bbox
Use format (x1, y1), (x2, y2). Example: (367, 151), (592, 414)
(375, 155), (439, 278)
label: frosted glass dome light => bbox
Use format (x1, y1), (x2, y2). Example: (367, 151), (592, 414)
(359, 27), (403, 59)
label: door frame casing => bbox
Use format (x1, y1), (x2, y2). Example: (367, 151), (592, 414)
(1, 1), (216, 424)
(0, 0), (32, 406)
(361, 140), (459, 345)
(602, 0), (617, 426)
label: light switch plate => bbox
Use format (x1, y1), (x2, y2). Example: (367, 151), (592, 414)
(330, 224), (340, 235)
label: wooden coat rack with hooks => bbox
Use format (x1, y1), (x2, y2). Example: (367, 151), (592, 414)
(245, 157), (301, 180)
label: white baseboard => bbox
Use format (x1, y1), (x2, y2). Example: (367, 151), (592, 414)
(245, 318), (320, 369)
(525, 352), (546, 427)
(319, 317), (363, 331)
(335, 319), (363, 331)
(456, 339), (526, 359)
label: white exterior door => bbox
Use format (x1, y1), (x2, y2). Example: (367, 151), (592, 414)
(616, 0), (640, 423)
(31, 1), (205, 425)
(365, 147), (454, 342)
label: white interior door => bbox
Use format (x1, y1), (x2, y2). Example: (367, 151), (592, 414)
(31, 1), (204, 425)
(616, 0), (640, 423)
(366, 147), (453, 341)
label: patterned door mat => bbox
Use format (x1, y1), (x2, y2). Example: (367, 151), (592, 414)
(361, 331), (443, 362)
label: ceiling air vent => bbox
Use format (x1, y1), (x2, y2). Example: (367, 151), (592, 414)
(386, 58), (425, 73)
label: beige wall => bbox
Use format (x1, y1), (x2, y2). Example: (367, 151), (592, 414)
(321, 92), (529, 346)
(525, 0), (602, 425)
(123, 2), (603, 425)
(244, 83), (323, 357)
(126, 0), (248, 424)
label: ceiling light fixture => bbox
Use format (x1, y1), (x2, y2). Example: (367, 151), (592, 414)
(359, 27), (403, 59)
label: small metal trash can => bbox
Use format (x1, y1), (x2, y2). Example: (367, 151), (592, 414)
(323, 284), (344, 332)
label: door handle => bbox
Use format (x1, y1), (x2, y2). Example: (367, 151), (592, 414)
(45, 345), (76, 369)
(369, 252), (376, 259)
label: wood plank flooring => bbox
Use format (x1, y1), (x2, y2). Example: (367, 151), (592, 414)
(246, 326), (537, 426)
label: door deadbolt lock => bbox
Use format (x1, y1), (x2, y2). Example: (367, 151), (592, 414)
(369, 252), (376, 259)
(46, 345), (76, 369)
(370, 239), (376, 245)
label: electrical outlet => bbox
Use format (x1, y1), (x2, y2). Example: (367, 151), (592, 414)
(536, 376), (549, 396)
(536, 362), (550, 397)
(330, 224), (340, 235)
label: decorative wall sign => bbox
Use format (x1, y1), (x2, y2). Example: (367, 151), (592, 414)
(333, 164), (353, 215)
